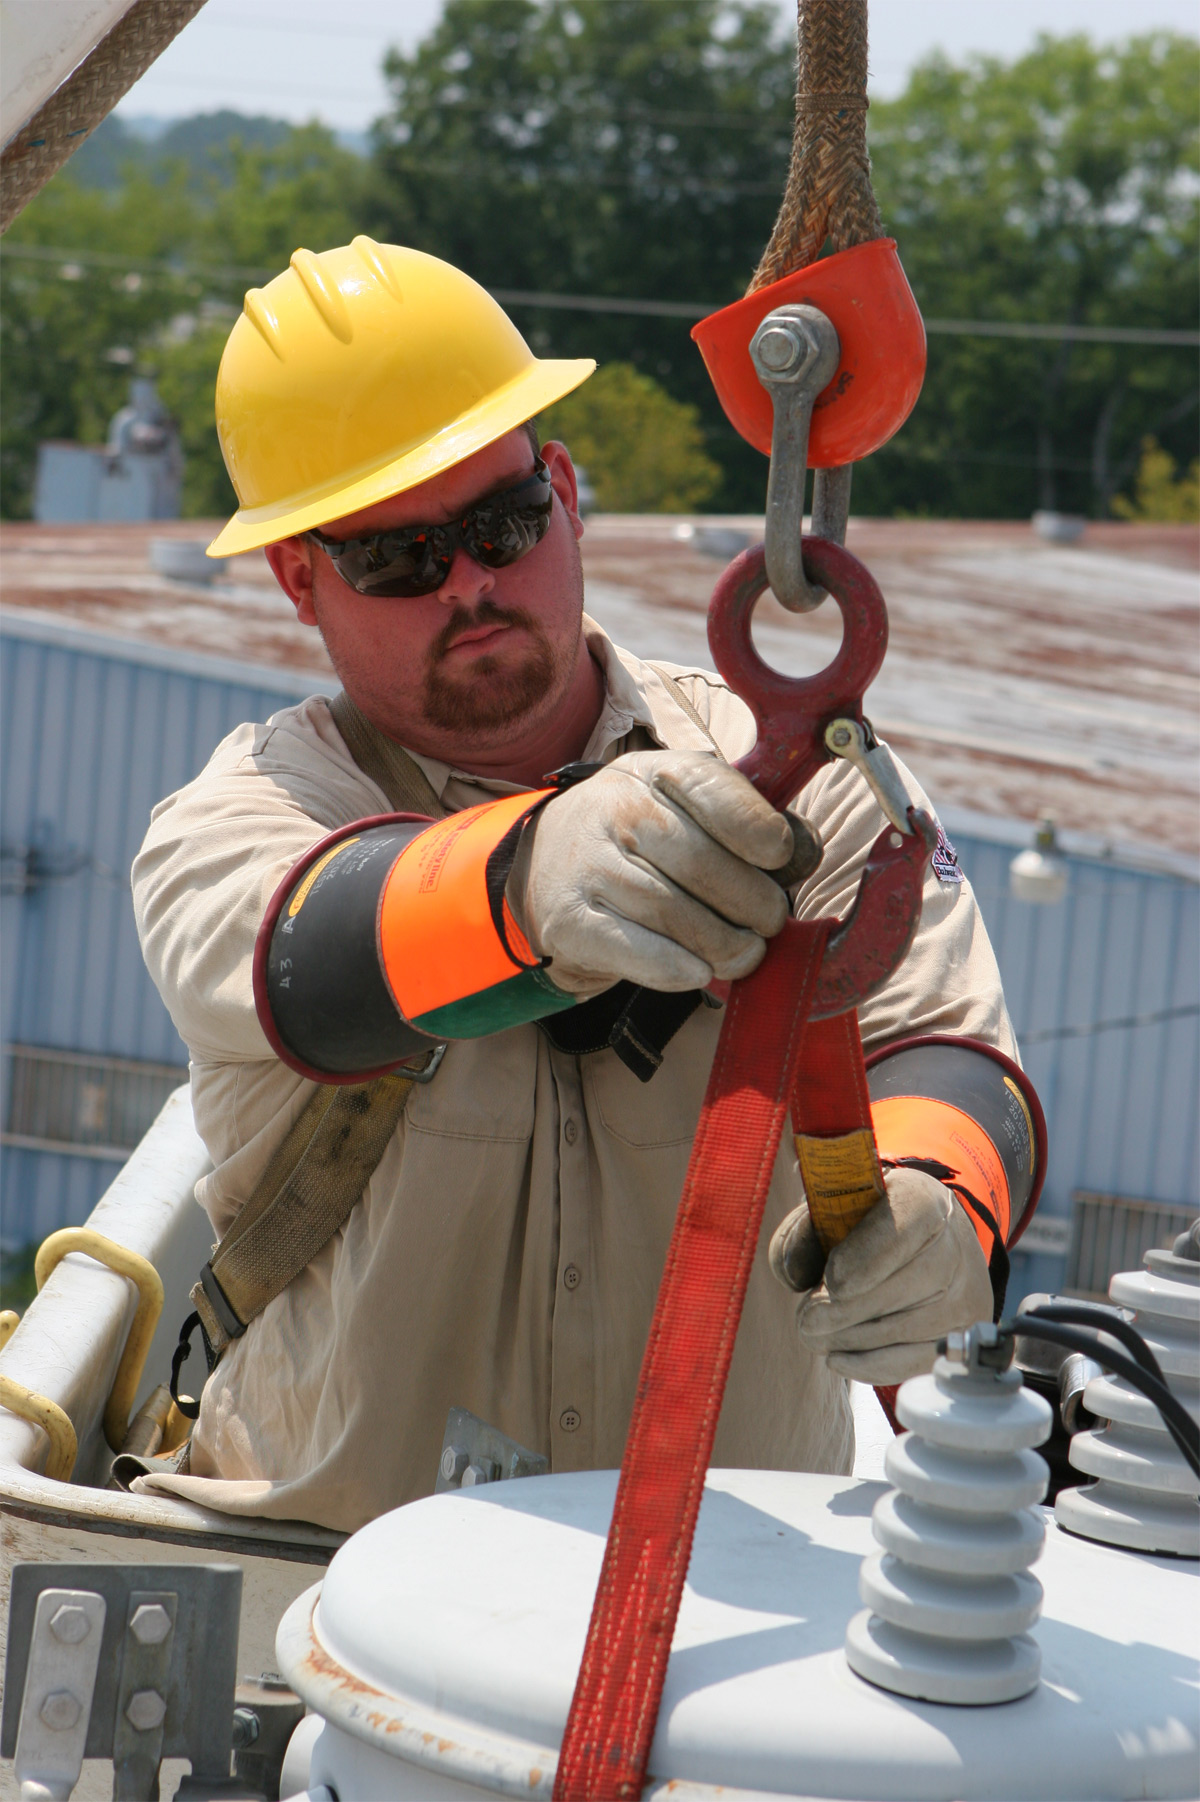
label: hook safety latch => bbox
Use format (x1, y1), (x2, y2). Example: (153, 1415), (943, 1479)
(824, 717), (919, 837)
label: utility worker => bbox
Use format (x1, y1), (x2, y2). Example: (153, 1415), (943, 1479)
(132, 239), (1037, 1534)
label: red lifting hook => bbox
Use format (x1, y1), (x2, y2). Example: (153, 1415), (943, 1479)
(708, 532), (936, 1016)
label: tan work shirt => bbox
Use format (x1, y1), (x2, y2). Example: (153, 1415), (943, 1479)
(131, 619), (1015, 1533)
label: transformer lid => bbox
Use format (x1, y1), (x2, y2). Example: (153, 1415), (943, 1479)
(279, 1467), (1197, 1799)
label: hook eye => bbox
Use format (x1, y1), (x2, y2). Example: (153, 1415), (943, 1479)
(706, 537), (889, 811)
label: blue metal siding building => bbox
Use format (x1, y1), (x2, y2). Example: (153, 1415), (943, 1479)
(1, 613), (315, 1244)
(2, 612), (1196, 1303)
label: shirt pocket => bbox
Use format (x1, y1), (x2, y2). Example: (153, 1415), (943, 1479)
(586, 1004), (721, 1149)
(403, 1028), (538, 1143)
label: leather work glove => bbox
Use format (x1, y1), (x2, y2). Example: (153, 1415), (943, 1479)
(510, 750), (814, 996)
(768, 1165), (995, 1384)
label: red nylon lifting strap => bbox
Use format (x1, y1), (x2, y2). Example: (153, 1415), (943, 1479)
(554, 917), (839, 1800)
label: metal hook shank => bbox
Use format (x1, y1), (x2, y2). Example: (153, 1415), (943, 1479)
(750, 303), (841, 613)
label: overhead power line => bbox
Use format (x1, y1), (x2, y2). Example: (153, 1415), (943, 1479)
(1020, 1003), (1200, 1046)
(492, 289), (1200, 345)
(3, 243), (1196, 347)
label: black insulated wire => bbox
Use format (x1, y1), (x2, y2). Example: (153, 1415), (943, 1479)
(999, 1314), (1200, 1479)
(1018, 1300), (1169, 1387)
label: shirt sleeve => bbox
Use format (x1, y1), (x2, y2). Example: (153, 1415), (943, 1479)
(131, 698), (387, 1065)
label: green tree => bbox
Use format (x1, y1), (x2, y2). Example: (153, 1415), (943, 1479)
(0, 169), (198, 516)
(371, 16), (1198, 518)
(154, 320), (238, 518)
(1, 121), (373, 518)
(540, 362), (720, 510)
(370, 0), (794, 509)
(1112, 437), (1200, 522)
(858, 32), (1199, 518)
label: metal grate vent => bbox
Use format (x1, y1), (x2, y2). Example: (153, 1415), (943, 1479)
(2, 1044), (188, 1161)
(1066, 1190), (1197, 1298)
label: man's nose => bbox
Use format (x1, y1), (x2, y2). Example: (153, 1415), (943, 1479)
(433, 546), (494, 607)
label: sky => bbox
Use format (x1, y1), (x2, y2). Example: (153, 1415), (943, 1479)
(112, 0), (1199, 134)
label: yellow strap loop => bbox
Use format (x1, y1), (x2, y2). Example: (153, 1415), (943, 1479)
(35, 1229), (164, 1452)
(0, 1373), (77, 1481)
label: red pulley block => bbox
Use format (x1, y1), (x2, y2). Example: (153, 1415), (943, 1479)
(691, 237), (926, 467)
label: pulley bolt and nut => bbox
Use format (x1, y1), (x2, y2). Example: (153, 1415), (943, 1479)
(49, 1604), (90, 1644)
(829, 725), (853, 749)
(130, 1602), (172, 1645)
(756, 327), (802, 373)
(39, 1689), (82, 1731)
(126, 1688), (167, 1732)
(462, 1458), (500, 1488)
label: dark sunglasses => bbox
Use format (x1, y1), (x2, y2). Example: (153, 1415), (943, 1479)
(308, 458), (554, 598)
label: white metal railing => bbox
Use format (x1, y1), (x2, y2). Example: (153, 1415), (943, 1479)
(0, 1084), (340, 1555)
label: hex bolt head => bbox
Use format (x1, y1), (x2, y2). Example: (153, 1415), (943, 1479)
(440, 1445), (469, 1485)
(231, 1705), (261, 1750)
(49, 1604), (91, 1645)
(129, 1602), (172, 1646)
(756, 326), (801, 373)
(461, 1458), (499, 1488)
(125, 1688), (167, 1732)
(39, 1689), (82, 1731)
(828, 725), (852, 749)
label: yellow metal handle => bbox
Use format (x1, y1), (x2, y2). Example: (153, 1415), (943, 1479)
(0, 1373), (77, 1480)
(35, 1229), (164, 1452)
(0, 1310), (18, 1351)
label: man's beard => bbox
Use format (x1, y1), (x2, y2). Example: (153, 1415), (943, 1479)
(422, 599), (561, 732)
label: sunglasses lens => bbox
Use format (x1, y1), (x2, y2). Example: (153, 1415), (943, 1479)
(329, 528), (452, 597)
(314, 463), (553, 597)
(465, 496), (553, 569)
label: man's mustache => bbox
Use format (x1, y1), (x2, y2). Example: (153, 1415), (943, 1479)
(429, 600), (545, 663)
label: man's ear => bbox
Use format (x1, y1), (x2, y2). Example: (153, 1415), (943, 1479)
(265, 536), (318, 626)
(540, 440), (584, 542)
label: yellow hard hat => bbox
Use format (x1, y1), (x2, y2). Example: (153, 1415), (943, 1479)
(207, 237), (595, 558)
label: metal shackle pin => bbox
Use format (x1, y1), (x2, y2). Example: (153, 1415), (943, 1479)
(749, 303), (843, 614)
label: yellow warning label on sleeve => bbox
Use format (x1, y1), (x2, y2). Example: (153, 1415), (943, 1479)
(794, 1129), (886, 1252)
(288, 837), (360, 918)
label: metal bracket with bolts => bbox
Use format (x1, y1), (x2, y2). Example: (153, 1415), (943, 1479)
(11, 1588), (107, 1802)
(2, 1563), (249, 1801)
(435, 1405), (549, 1493)
(823, 717), (919, 837)
(749, 303), (848, 613)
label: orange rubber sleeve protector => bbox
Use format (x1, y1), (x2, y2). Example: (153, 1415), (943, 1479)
(870, 1094), (1012, 1256)
(377, 789), (554, 1032)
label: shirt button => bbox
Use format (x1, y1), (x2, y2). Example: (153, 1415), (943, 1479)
(563, 1263), (581, 1291)
(560, 1407), (581, 1433)
(563, 1119), (578, 1146)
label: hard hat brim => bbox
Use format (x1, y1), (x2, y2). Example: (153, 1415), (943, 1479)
(206, 355), (596, 559)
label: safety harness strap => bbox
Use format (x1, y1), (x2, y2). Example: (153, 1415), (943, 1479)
(174, 696), (450, 1402)
(328, 689), (445, 817)
(553, 917), (832, 1801)
(187, 1065), (434, 1370)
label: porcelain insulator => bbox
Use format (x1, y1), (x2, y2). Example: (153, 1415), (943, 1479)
(845, 1354), (1052, 1705)
(1055, 1247), (1199, 1558)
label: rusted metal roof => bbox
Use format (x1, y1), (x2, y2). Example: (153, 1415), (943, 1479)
(1, 514), (1195, 862)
